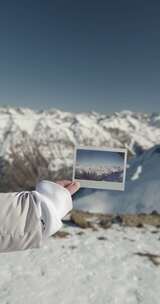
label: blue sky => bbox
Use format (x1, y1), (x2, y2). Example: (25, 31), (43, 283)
(0, 0), (160, 114)
(76, 149), (124, 167)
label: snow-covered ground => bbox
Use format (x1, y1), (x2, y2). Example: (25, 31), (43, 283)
(0, 222), (159, 304)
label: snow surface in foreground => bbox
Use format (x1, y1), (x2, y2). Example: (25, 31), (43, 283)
(0, 223), (160, 304)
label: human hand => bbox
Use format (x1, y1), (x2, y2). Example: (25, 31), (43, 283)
(55, 180), (80, 195)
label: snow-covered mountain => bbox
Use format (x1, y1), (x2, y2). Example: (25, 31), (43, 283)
(75, 164), (124, 182)
(0, 106), (160, 169)
(76, 164), (123, 174)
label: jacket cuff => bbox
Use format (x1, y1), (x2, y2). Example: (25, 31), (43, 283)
(35, 180), (73, 220)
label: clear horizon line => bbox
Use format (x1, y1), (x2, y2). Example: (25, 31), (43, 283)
(0, 104), (158, 116)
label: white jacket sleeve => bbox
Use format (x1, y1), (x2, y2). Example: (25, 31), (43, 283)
(0, 180), (72, 253)
(0, 191), (43, 252)
(35, 180), (73, 239)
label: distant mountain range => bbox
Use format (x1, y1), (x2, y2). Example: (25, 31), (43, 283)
(0, 106), (160, 169)
(75, 164), (124, 180)
(75, 164), (124, 183)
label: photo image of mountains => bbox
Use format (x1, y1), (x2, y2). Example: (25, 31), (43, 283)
(75, 149), (125, 183)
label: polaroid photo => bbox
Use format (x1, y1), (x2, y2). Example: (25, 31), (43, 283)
(72, 146), (127, 191)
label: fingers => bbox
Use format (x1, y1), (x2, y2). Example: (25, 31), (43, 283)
(66, 181), (81, 195)
(55, 180), (81, 195)
(55, 180), (72, 187)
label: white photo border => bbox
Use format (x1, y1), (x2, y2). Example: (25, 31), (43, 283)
(72, 145), (128, 191)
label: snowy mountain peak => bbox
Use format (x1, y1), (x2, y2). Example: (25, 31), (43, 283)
(0, 106), (160, 166)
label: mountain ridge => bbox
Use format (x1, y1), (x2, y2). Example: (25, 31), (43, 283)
(0, 106), (160, 165)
